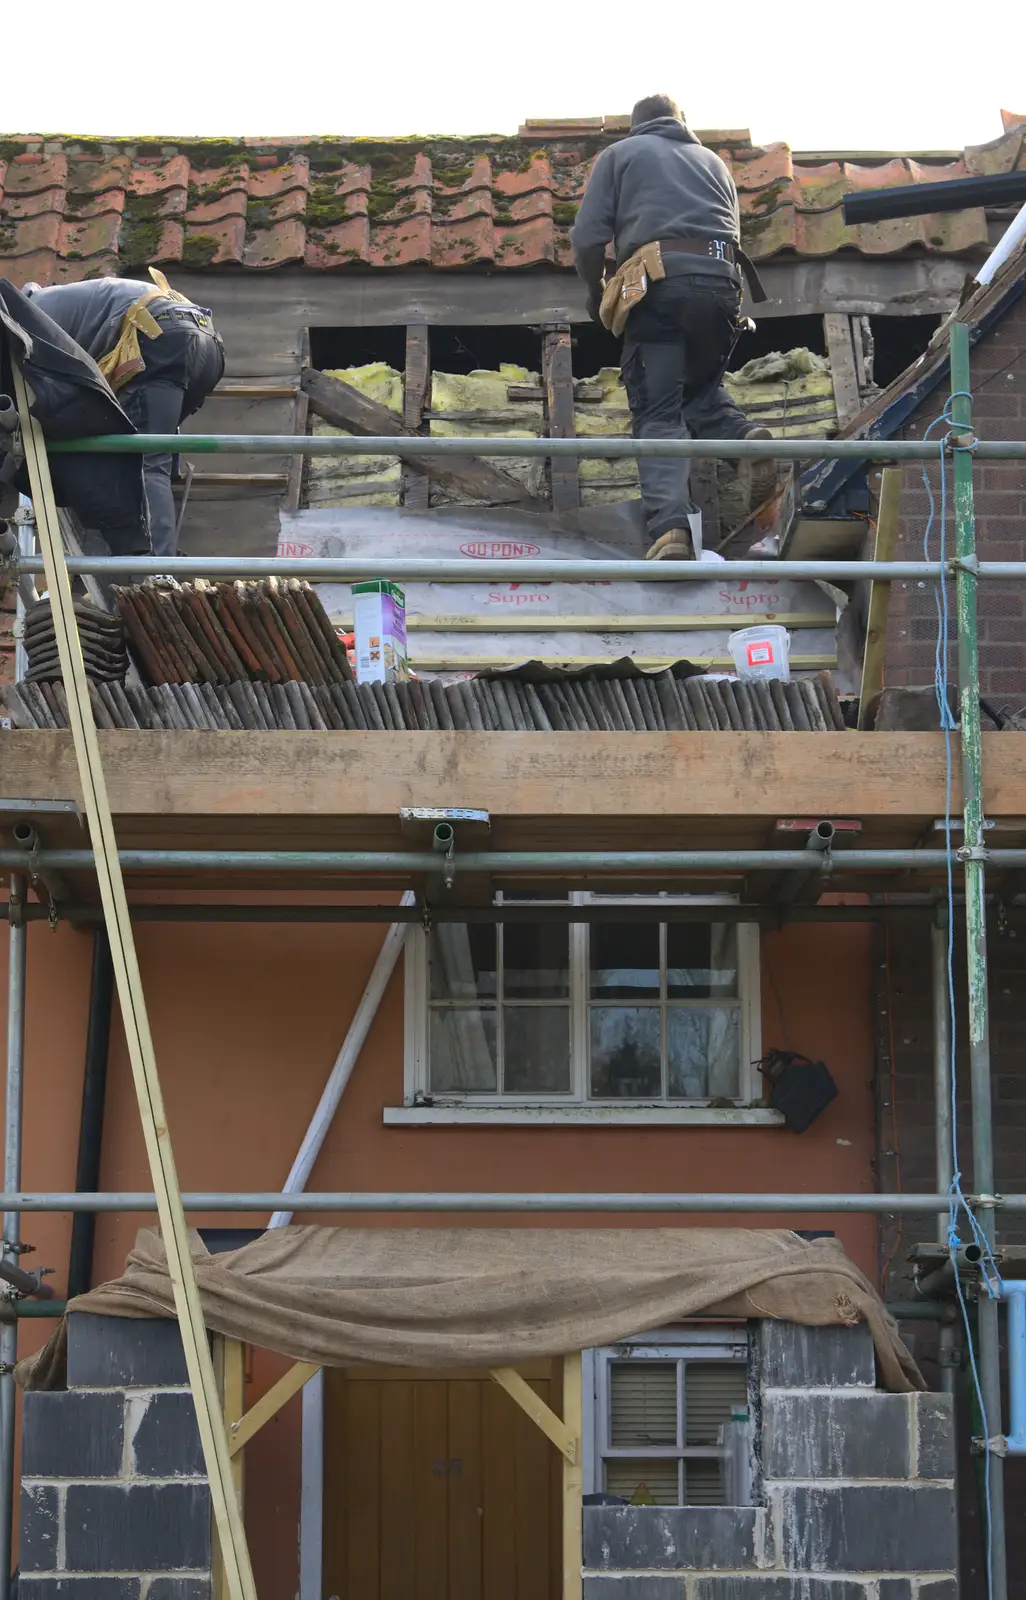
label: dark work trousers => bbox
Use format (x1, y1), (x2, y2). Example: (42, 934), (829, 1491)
(117, 307), (225, 559)
(620, 269), (744, 541)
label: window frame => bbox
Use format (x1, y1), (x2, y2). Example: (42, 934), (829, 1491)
(583, 1329), (751, 1503)
(403, 895), (763, 1111)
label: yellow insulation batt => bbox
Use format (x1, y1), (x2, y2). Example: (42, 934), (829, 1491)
(305, 363), (403, 509)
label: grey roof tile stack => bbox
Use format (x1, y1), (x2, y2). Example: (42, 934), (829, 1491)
(3, 662), (846, 732)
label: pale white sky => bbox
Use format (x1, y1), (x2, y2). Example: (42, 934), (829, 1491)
(5, 0), (1024, 152)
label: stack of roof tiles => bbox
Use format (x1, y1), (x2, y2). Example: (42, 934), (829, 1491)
(22, 597), (127, 683)
(2, 590), (846, 735)
(1, 115), (1023, 284)
(475, 665), (846, 732)
(112, 577), (352, 690)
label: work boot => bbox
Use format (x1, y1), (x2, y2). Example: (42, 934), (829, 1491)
(645, 527), (695, 561)
(736, 424), (778, 515)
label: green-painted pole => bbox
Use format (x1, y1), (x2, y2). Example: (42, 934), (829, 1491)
(950, 319), (1006, 1600)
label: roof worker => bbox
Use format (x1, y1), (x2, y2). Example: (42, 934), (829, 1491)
(571, 94), (772, 560)
(23, 270), (225, 561)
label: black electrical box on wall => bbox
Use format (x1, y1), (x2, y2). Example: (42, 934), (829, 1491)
(758, 1049), (838, 1133)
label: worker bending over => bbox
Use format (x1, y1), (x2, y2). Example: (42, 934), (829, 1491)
(24, 270), (224, 559)
(572, 94), (770, 560)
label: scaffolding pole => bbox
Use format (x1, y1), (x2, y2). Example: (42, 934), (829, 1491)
(949, 321), (1006, 1600)
(0, 880), (26, 1598)
(0, 1190), (1023, 1214)
(42, 432), (1026, 461)
(11, 555), (1026, 583)
(9, 847), (1026, 877)
(931, 904), (960, 1407)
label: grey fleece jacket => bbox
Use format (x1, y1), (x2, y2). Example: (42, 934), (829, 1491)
(571, 117), (740, 295)
(22, 278), (187, 361)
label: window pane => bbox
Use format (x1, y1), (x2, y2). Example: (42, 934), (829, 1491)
(503, 922), (569, 999)
(683, 1459), (726, 1506)
(503, 1007), (571, 1093)
(667, 1007), (740, 1100)
(610, 1362), (678, 1446)
(430, 925), (497, 1001)
(590, 1007), (662, 1098)
(666, 923), (738, 999)
(429, 1008), (497, 1091)
(684, 1363), (748, 1444)
(590, 923), (660, 999)
(605, 1459), (679, 1506)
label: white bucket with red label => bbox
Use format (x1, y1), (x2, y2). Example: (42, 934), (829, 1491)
(728, 625), (791, 682)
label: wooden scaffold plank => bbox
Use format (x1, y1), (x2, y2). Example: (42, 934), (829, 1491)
(562, 1352), (584, 1600)
(13, 366), (258, 1600)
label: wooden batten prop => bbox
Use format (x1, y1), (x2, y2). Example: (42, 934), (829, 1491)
(823, 314), (862, 428)
(213, 1337), (247, 1600)
(562, 1352), (584, 1600)
(542, 325), (580, 513)
(284, 328), (311, 514)
(402, 323), (431, 509)
(489, 1366), (578, 1462)
(857, 466), (903, 729)
(229, 1359), (322, 1458)
(13, 367), (258, 1600)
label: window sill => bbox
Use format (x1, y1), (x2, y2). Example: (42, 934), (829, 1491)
(383, 1105), (785, 1127)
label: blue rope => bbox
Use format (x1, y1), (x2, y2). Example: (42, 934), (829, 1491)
(921, 394), (1001, 1600)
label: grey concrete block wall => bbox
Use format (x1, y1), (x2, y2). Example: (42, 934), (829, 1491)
(582, 1320), (959, 1600)
(19, 1315), (211, 1598)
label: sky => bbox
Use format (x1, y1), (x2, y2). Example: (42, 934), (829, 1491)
(4, 0), (1025, 151)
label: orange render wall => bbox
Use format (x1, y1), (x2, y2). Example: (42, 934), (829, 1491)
(0, 916), (876, 1599)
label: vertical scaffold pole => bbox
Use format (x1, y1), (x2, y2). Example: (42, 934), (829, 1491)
(950, 319), (1006, 1600)
(0, 879), (27, 1599)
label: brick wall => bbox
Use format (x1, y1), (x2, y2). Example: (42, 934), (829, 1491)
(883, 292), (1026, 707)
(18, 1313), (211, 1599)
(583, 1321), (957, 1600)
(876, 919), (1026, 1599)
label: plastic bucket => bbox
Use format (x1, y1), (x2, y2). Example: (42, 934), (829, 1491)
(728, 625), (791, 682)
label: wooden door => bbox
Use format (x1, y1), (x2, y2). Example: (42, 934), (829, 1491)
(323, 1364), (561, 1600)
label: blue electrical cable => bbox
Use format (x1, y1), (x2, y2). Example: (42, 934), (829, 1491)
(920, 395), (1002, 1600)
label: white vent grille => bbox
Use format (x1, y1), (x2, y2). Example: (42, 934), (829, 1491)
(685, 1362), (748, 1445)
(609, 1362), (677, 1446)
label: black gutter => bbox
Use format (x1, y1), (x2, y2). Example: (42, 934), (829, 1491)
(843, 170), (1026, 225)
(66, 930), (113, 1300)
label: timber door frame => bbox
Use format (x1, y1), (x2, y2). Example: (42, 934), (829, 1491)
(219, 1342), (585, 1600)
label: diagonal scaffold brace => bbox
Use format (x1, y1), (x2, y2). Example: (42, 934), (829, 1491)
(11, 367), (258, 1600)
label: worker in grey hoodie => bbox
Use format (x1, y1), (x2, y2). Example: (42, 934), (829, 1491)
(23, 277), (224, 561)
(572, 94), (771, 560)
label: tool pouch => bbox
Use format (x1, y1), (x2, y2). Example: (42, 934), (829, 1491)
(599, 242), (666, 337)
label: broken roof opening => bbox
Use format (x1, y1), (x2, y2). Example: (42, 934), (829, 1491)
(310, 324), (544, 376)
(866, 314), (943, 388)
(309, 325), (407, 372)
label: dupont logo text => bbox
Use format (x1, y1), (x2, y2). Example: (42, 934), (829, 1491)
(459, 541), (542, 559)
